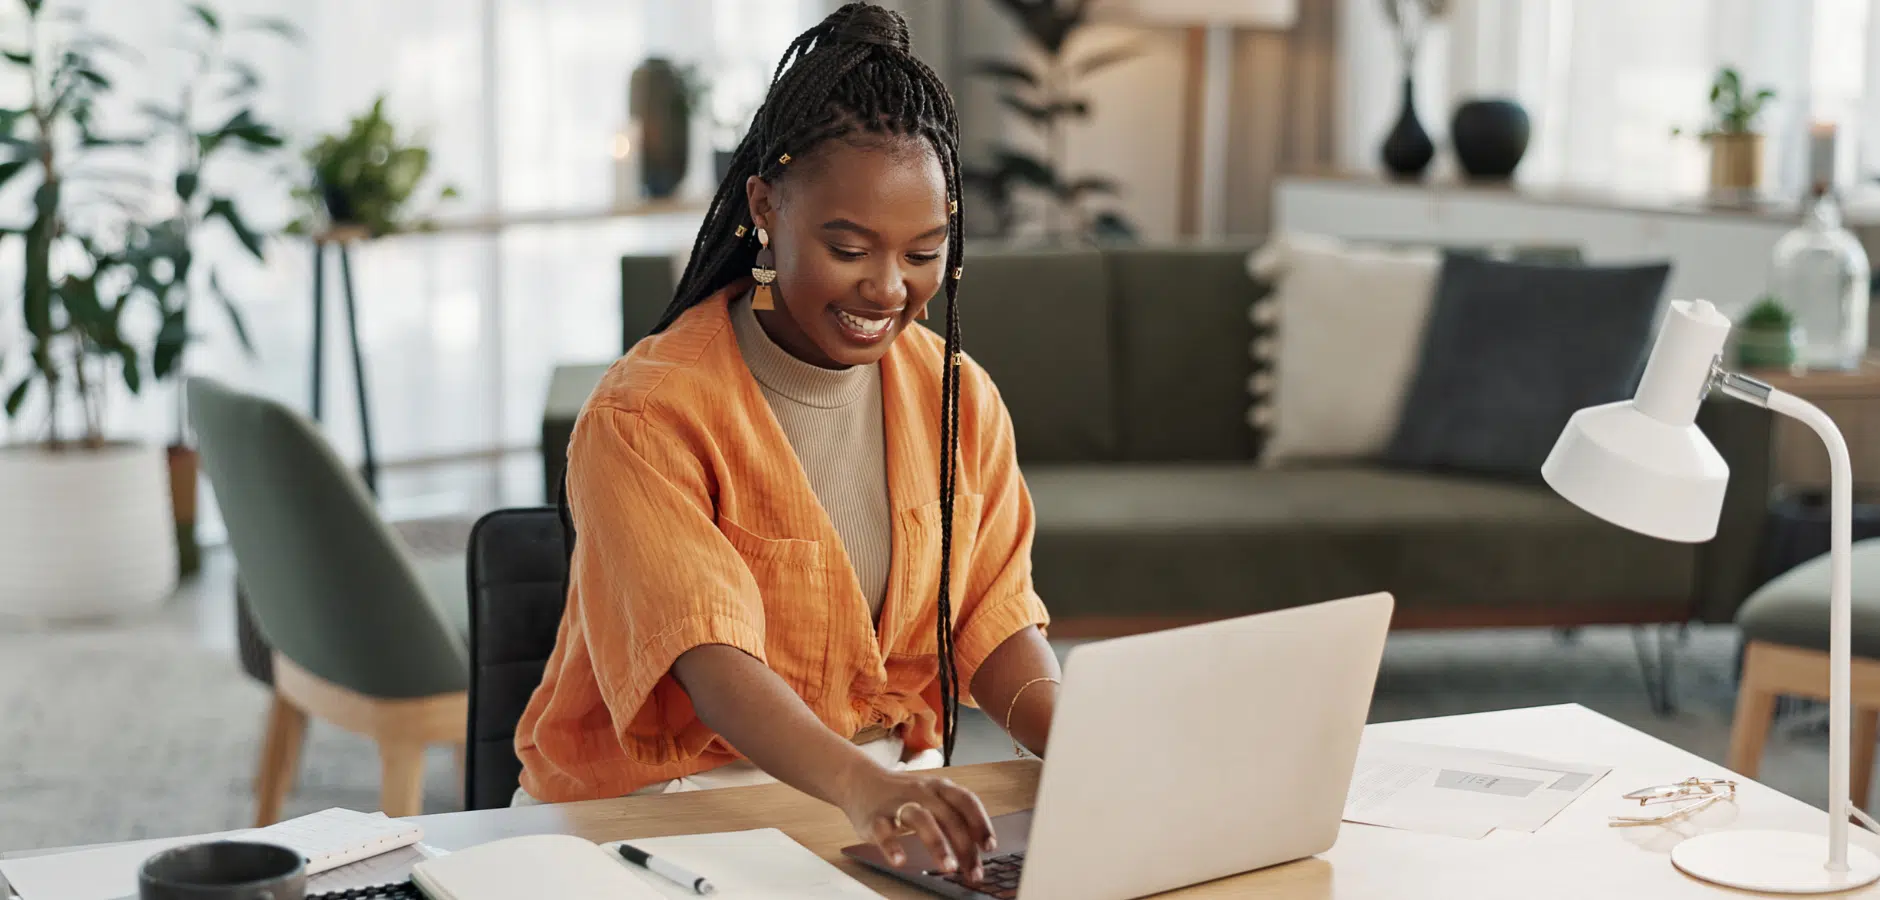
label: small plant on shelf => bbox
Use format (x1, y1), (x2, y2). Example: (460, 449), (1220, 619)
(1734, 294), (1801, 370)
(288, 95), (458, 239)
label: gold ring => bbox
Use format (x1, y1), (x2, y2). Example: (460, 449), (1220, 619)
(893, 801), (923, 829)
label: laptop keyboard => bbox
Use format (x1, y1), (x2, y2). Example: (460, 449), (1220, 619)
(935, 850), (1026, 899)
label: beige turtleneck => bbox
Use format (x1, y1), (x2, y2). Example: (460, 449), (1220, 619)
(730, 292), (892, 620)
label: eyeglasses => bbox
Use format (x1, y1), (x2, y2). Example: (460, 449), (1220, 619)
(1607, 777), (1737, 827)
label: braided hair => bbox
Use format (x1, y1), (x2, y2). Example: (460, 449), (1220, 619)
(651, 3), (969, 762)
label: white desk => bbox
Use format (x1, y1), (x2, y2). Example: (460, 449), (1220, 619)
(7, 703), (1874, 898)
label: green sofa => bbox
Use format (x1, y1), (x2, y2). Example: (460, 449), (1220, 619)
(570, 243), (1776, 636)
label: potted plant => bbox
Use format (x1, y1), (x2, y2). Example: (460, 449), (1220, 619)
(288, 96), (457, 239)
(1735, 294), (1803, 371)
(1692, 67), (1775, 199)
(0, 0), (176, 619)
(133, 1), (297, 575)
(962, 0), (1139, 243)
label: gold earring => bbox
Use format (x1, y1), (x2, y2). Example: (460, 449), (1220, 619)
(751, 227), (776, 310)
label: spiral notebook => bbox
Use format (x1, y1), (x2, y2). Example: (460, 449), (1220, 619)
(0, 808), (423, 900)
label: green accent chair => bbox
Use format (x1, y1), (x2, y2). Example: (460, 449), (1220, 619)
(188, 377), (469, 824)
(1730, 539), (1880, 811)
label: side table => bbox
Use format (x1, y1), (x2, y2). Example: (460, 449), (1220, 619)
(1749, 358), (1880, 495)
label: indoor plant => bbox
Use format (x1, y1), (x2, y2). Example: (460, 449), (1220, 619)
(963, 0), (1138, 243)
(288, 95), (457, 238)
(134, 1), (297, 575)
(1734, 294), (1802, 371)
(0, 0), (176, 619)
(1691, 67), (1775, 198)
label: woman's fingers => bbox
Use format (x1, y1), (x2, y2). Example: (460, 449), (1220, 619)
(864, 814), (906, 867)
(898, 802), (961, 874)
(918, 788), (985, 882)
(934, 779), (997, 852)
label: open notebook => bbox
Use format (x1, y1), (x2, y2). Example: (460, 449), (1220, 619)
(0, 808), (421, 900)
(316, 829), (879, 900)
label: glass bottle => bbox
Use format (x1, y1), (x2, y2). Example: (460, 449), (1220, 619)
(1770, 189), (1871, 370)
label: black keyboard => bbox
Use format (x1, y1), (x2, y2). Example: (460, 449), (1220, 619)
(935, 850), (1026, 899)
(309, 883), (422, 899)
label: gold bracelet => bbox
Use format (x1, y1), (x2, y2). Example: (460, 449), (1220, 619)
(1004, 676), (1060, 757)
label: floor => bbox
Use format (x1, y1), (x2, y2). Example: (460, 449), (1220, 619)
(0, 541), (1837, 856)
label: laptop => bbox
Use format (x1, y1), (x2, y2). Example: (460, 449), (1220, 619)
(842, 592), (1393, 900)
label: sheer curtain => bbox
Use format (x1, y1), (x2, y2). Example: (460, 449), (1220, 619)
(1340, 0), (1865, 202)
(0, 0), (816, 515)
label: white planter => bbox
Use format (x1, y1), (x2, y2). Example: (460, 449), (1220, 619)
(0, 442), (178, 620)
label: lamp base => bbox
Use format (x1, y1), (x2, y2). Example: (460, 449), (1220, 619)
(1672, 830), (1880, 893)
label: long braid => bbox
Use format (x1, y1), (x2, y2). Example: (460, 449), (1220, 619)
(646, 3), (973, 763)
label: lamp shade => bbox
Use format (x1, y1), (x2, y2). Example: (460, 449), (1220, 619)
(1542, 402), (1728, 542)
(1541, 299), (1735, 543)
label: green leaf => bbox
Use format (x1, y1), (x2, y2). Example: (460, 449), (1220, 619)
(175, 171), (199, 202)
(189, 3), (221, 32)
(1051, 98), (1090, 118)
(210, 270), (255, 357)
(138, 102), (185, 128)
(242, 16), (303, 41)
(117, 345), (141, 394)
(991, 147), (1057, 190)
(1059, 175), (1117, 200)
(76, 68), (109, 90)
(2, 50), (28, 66)
(153, 308), (189, 379)
(0, 158), (28, 191)
(4, 378), (29, 417)
(998, 92), (1052, 125)
(207, 196), (265, 259)
(1075, 44), (1142, 77)
(21, 0), (41, 17)
(972, 59), (1038, 88)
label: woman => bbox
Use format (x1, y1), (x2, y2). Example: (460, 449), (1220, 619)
(512, 3), (1061, 882)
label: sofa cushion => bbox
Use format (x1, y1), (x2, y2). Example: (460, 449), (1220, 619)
(1385, 254), (1669, 479)
(1737, 537), (1880, 658)
(1104, 242), (1264, 462)
(1026, 465), (1698, 623)
(961, 247), (1115, 463)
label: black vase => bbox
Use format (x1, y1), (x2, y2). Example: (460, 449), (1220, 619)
(1452, 98), (1531, 181)
(630, 58), (690, 199)
(1380, 76), (1435, 179)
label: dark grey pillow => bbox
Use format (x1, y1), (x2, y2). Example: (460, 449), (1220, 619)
(1384, 253), (1671, 479)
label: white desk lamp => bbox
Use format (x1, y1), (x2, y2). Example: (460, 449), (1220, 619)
(1543, 298), (1880, 892)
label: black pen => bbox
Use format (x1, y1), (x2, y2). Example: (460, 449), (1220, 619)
(617, 842), (717, 895)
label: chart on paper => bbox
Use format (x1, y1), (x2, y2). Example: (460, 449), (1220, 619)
(1343, 738), (1611, 839)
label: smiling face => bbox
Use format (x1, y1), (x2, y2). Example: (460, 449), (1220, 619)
(745, 134), (951, 369)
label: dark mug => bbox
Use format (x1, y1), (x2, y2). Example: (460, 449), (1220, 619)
(139, 841), (307, 900)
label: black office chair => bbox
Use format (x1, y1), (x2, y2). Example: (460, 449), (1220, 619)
(464, 507), (570, 810)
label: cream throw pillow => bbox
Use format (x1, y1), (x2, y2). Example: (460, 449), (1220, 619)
(1247, 233), (1440, 466)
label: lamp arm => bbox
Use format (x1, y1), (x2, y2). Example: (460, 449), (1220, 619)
(1763, 386), (1856, 871)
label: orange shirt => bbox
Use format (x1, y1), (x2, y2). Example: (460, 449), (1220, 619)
(515, 283), (1051, 803)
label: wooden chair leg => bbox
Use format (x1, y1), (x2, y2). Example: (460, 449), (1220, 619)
(378, 740), (428, 818)
(1728, 645), (1781, 778)
(254, 693), (308, 827)
(1855, 708), (1880, 811)
(454, 742), (467, 807)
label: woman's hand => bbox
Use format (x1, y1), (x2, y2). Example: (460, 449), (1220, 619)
(838, 764), (997, 882)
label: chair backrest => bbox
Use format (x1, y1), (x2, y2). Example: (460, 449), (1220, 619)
(464, 506), (569, 809)
(187, 377), (467, 699)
